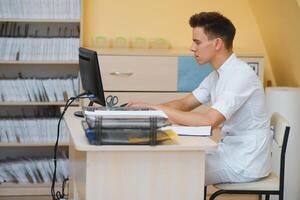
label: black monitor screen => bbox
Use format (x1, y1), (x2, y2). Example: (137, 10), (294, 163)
(79, 47), (106, 106)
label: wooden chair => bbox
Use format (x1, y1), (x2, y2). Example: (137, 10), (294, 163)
(207, 112), (290, 200)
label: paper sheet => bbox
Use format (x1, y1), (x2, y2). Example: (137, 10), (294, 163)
(160, 125), (211, 136)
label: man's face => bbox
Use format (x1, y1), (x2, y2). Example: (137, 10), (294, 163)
(190, 27), (216, 65)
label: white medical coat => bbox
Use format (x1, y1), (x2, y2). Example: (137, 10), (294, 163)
(192, 53), (272, 178)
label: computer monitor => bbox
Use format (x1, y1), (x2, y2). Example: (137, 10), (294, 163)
(79, 47), (106, 106)
(74, 48), (106, 117)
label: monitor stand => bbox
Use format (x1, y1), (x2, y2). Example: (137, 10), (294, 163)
(74, 101), (94, 118)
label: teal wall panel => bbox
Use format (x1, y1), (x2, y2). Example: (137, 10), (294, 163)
(177, 56), (212, 92)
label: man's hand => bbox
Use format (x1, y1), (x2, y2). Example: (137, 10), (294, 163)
(126, 101), (161, 110)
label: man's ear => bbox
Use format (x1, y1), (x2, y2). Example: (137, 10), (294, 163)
(214, 38), (223, 50)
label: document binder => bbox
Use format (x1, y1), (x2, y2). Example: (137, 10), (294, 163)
(82, 116), (174, 146)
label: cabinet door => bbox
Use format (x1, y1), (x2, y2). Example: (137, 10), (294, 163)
(177, 56), (212, 92)
(99, 55), (177, 91)
(177, 56), (264, 92)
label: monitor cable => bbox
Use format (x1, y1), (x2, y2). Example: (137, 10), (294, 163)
(51, 92), (88, 200)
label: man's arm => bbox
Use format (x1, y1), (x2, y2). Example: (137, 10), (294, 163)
(126, 93), (201, 112)
(127, 94), (225, 128)
(157, 105), (225, 128)
(160, 93), (202, 111)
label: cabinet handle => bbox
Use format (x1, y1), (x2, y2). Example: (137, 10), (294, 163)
(110, 72), (133, 76)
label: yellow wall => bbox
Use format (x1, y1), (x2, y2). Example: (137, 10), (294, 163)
(249, 0), (300, 86)
(83, 0), (275, 85)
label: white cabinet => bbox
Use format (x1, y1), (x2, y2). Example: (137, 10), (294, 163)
(100, 55), (177, 91)
(98, 51), (264, 109)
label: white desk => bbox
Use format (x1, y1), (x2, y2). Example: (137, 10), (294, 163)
(64, 107), (217, 200)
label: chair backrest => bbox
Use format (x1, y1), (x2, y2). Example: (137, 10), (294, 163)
(271, 112), (290, 148)
(270, 112), (290, 199)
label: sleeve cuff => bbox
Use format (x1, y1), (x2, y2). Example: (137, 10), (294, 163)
(192, 88), (209, 104)
(211, 100), (233, 120)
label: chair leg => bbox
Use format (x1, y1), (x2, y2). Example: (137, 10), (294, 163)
(265, 194), (270, 200)
(204, 186), (207, 200)
(258, 194), (262, 200)
(279, 190), (284, 200)
(209, 190), (226, 200)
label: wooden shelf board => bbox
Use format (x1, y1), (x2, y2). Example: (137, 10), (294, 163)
(0, 182), (64, 196)
(0, 61), (79, 64)
(0, 18), (80, 23)
(0, 142), (69, 147)
(0, 102), (80, 106)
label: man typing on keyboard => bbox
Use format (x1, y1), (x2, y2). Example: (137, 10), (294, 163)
(127, 12), (272, 186)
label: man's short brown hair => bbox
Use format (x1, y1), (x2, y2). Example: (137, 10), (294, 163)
(189, 12), (236, 50)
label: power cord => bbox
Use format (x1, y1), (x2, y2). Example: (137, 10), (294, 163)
(51, 92), (88, 200)
(54, 178), (69, 200)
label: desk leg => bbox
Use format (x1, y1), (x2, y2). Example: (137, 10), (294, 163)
(69, 139), (87, 200)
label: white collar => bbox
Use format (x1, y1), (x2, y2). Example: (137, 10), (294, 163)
(216, 53), (236, 75)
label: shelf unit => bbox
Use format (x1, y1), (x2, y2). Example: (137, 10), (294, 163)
(0, 0), (82, 198)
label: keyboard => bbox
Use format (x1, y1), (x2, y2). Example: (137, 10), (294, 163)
(84, 106), (154, 112)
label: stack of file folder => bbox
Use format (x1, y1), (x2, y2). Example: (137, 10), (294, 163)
(0, 38), (79, 61)
(0, 152), (68, 184)
(0, 118), (69, 144)
(0, 77), (79, 102)
(0, 0), (81, 20)
(83, 107), (175, 145)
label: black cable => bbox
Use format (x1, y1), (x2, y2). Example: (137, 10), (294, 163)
(61, 178), (69, 197)
(51, 92), (88, 200)
(51, 97), (75, 199)
(54, 177), (69, 199)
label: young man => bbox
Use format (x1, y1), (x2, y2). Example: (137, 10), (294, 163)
(128, 12), (271, 185)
